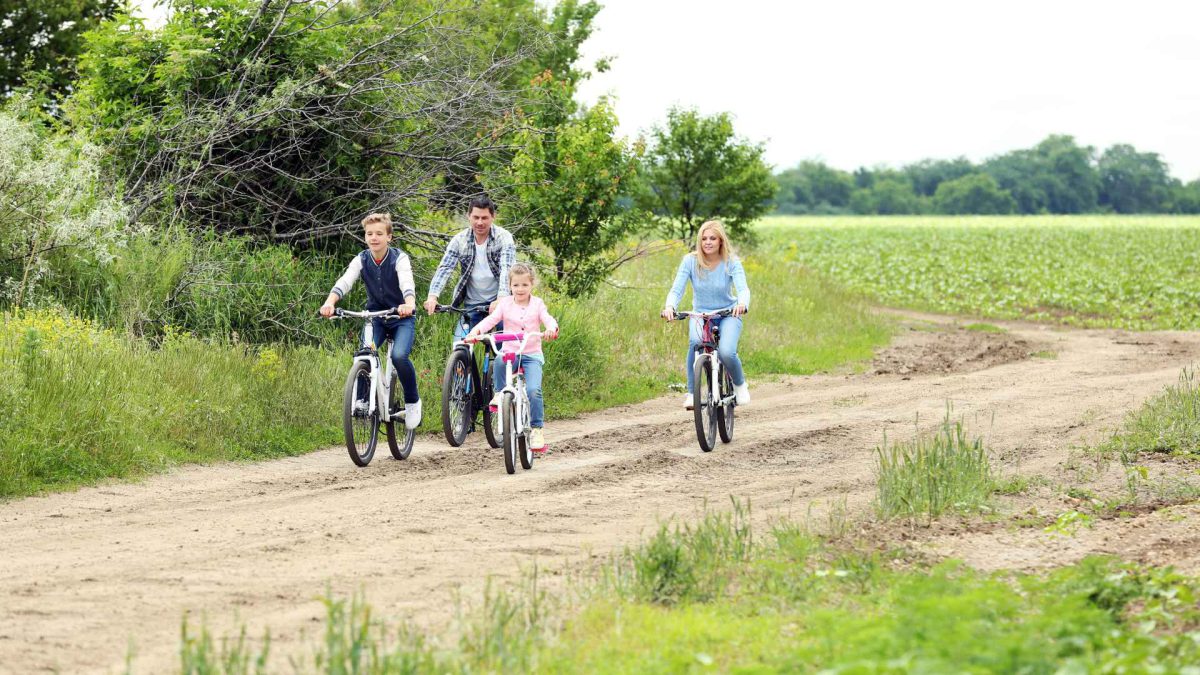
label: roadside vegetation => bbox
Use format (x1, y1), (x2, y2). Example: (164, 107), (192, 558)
(767, 215), (1200, 329)
(179, 504), (1200, 673)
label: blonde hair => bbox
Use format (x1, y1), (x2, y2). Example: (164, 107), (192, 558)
(362, 212), (393, 235)
(694, 220), (735, 272)
(509, 261), (537, 286)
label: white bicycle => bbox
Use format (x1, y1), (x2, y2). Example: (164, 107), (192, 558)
(465, 331), (542, 474)
(331, 308), (416, 466)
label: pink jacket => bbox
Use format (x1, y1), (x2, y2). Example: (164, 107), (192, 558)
(473, 296), (558, 355)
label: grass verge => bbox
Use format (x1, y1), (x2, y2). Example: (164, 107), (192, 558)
(177, 504), (1200, 673)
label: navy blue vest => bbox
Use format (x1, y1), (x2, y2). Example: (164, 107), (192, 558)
(360, 248), (408, 312)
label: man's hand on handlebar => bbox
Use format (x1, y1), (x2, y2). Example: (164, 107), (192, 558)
(660, 307), (675, 322)
(732, 304), (747, 318)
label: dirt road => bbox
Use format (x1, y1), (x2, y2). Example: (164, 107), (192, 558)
(3, 315), (1199, 673)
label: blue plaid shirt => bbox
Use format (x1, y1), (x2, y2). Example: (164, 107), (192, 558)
(427, 225), (517, 307)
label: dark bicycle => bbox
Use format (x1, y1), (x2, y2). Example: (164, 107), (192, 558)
(434, 304), (501, 448)
(674, 308), (738, 452)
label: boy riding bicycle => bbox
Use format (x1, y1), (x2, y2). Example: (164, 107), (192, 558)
(320, 213), (422, 429)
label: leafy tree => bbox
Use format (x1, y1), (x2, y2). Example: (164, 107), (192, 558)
(849, 178), (925, 214)
(0, 0), (119, 98)
(983, 135), (1098, 214)
(1098, 144), (1174, 213)
(774, 160), (854, 213)
(65, 0), (565, 246)
(1169, 180), (1200, 214)
(636, 107), (775, 242)
(904, 157), (976, 197)
(933, 173), (1016, 214)
(487, 97), (639, 297)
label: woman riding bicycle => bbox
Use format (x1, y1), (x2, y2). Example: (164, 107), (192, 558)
(660, 220), (751, 410)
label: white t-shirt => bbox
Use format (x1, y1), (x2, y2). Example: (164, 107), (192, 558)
(464, 241), (498, 307)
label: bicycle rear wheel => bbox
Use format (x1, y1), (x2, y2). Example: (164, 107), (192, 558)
(717, 368), (735, 443)
(386, 371), (414, 460)
(343, 361), (379, 466)
(502, 392), (517, 474)
(692, 355), (717, 452)
(441, 349), (472, 447)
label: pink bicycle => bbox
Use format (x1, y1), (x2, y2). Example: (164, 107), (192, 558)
(465, 331), (543, 474)
(674, 309), (737, 452)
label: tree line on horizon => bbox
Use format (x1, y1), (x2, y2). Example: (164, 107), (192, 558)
(774, 135), (1200, 216)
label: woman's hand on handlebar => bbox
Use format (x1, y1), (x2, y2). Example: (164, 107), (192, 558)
(395, 302), (415, 318)
(661, 307), (675, 321)
(320, 303), (336, 318)
(732, 304), (747, 318)
(544, 326), (559, 340)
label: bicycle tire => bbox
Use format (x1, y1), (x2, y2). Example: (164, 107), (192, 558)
(386, 370), (414, 460)
(440, 348), (472, 447)
(344, 360), (379, 466)
(693, 355), (717, 452)
(502, 391), (517, 474)
(480, 356), (501, 449)
(717, 368), (735, 444)
(518, 388), (533, 470)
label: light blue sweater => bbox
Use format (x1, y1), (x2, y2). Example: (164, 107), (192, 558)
(665, 254), (751, 313)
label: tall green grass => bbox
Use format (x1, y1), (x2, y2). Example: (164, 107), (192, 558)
(874, 415), (994, 520)
(765, 214), (1200, 329)
(177, 509), (1200, 673)
(0, 310), (342, 498)
(1100, 368), (1200, 461)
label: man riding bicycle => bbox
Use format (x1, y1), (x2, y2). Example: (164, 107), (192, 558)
(422, 196), (517, 333)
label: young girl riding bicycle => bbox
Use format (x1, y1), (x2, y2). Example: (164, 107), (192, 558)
(466, 263), (559, 453)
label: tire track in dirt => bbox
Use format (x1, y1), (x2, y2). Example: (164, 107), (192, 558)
(2, 317), (1200, 673)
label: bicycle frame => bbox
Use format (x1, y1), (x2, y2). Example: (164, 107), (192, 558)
(438, 305), (497, 401)
(678, 310), (737, 409)
(469, 332), (541, 440)
(335, 308), (404, 424)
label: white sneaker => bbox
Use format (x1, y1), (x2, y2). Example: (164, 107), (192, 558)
(734, 383), (750, 406)
(405, 399), (422, 429)
(530, 428), (546, 452)
(683, 393), (694, 410)
(489, 393), (502, 408)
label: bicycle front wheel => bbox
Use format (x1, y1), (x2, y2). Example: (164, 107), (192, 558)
(518, 391), (533, 470)
(386, 370), (414, 460)
(344, 361), (379, 466)
(693, 355), (717, 452)
(717, 368), (735, 444)
(441, 349), (473, 447)
(502, 391), (517, 475)
(481, 357), (501, 449)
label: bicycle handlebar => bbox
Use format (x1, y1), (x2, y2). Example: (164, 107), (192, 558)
(464, 331), (545, 355)
(671, 307), (739, 321)
(331, 308), (408, 320)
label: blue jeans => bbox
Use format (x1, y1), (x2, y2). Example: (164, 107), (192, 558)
(493, 354), (544, 429)
(686, 316), (745, 392)
(364, 317), (419, 404)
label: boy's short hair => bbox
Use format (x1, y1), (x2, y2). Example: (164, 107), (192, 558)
(362, 212), (393, 234)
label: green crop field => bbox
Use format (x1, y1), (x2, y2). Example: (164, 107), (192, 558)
(761, 215), (1200, 330)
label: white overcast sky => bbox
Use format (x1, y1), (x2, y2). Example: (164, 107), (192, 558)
(132, 0), (1200, 180)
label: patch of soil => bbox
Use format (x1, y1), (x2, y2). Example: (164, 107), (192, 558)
(872, 324), (1041, 376)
